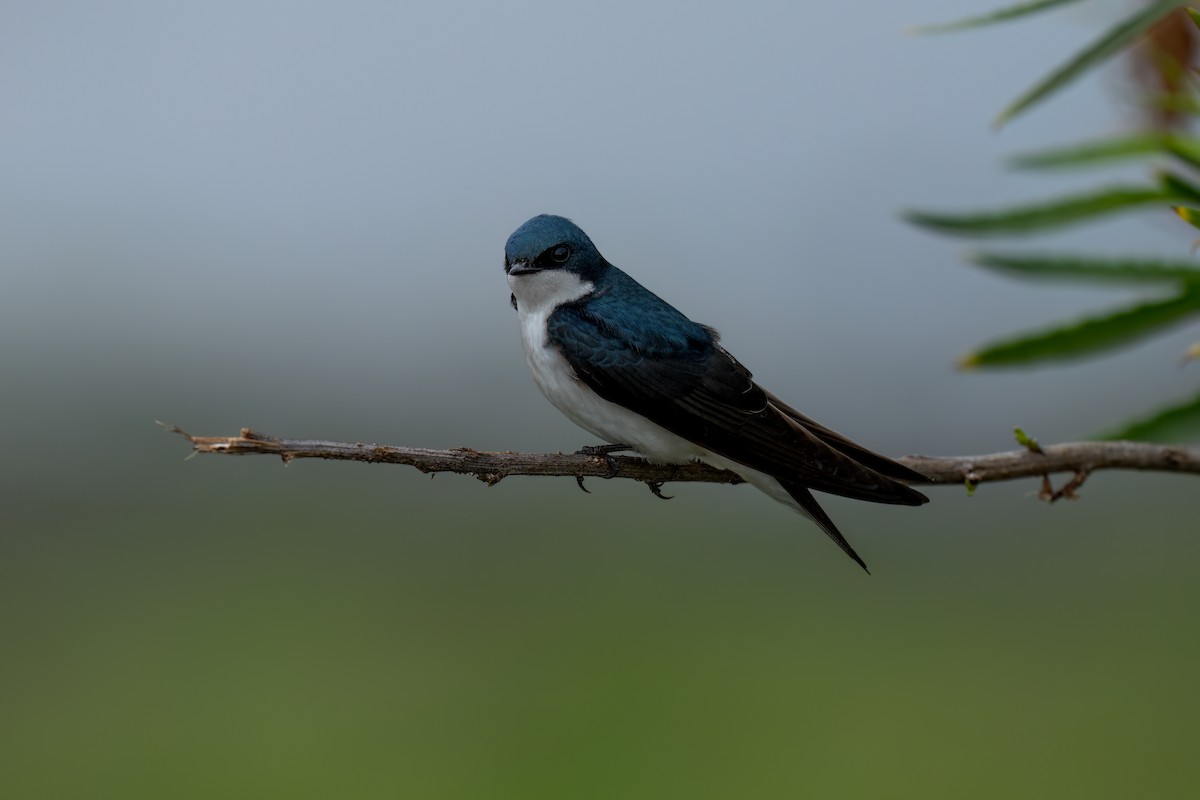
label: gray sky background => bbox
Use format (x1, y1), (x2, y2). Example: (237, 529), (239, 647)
(3, 0), (1196, 480)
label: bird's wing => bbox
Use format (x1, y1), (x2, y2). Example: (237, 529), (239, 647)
(547, 304), (927, 506)
(763, 390), (930, 485)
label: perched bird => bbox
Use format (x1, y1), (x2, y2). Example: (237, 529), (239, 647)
(504, 214), (928, 571)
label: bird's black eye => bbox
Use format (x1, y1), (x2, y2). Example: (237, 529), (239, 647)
(551, 245), (571, 263)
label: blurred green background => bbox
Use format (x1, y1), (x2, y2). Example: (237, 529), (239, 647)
(2, 1), (1197, 797)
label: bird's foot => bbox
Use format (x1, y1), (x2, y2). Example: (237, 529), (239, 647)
(576, 443), (633, 456)
(573, 443), (632, 492)
(575, 443), (631, 477)
(645, 481), (674, 500)
(644, 465), (679, 500)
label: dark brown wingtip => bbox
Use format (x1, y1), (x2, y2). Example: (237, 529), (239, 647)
(891, 481), (931, 507)
(850, 473), (929, 507)
(880, 461), (935, 486)
(765, 390), (933, 490)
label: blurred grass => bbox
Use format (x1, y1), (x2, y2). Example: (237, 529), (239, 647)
(1, 321), (1195, 797)
(2, 453), (1196, 798)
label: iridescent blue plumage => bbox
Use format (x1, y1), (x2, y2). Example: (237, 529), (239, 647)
(504, 214), (928, 572)
(554, 268), (715, 364)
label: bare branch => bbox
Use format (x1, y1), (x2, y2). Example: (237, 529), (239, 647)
(158, 423), (1200, 492)
(901, 441), (1199, 484)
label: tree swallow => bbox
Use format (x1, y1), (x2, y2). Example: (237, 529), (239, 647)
(504, 214), (928, 572)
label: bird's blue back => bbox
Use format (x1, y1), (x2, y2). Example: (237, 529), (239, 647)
(566, 264), (716, 362)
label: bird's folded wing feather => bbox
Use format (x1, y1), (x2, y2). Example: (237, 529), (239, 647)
(762, 390), (929, 485)
(547, 305), (927, 506)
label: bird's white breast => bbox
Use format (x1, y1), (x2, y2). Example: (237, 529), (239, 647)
(507, 268), (810, 520)
(508, 269), (706, 464)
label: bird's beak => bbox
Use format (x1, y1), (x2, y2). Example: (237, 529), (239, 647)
(506, 260), (541, 276)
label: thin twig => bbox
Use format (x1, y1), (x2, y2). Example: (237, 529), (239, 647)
(157, 423), (1200, 491)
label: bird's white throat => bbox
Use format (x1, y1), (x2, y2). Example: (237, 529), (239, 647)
(508, 269), (594, 319)
(509, 269), (593, 384)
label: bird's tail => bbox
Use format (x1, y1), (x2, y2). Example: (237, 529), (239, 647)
(713, 460), (875, 573)
(779, 480), (871, 574)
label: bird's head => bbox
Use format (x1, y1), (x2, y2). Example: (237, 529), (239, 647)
(504, 214), (605, 284)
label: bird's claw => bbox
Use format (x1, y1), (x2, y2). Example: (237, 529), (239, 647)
(645, 481), (674, 500)
(574, 443), (630, 479)
(645, 465), (679, 500)
(573, 443), (631, 493)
